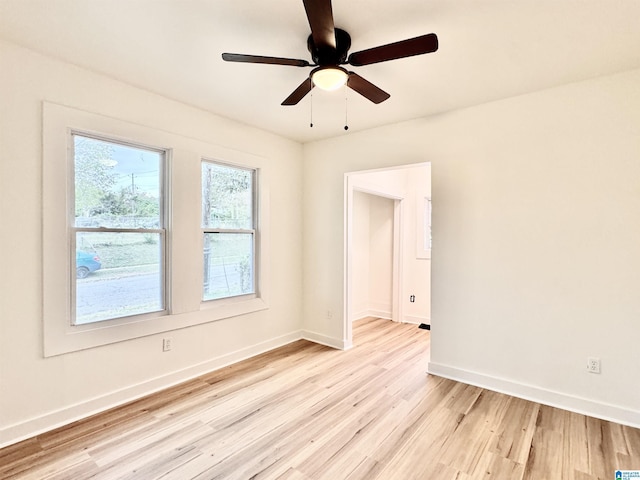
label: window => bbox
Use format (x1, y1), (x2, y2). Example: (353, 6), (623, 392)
(201, 161), (257, 301)
(71, 134), (167, 324)
(43, 102), (268, 356)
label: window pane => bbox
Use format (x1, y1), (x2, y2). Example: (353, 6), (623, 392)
(75, 232), (163, 325)
(74, 135), (161, 229)
(202, 162), (253, 230)
(203, 233), (254, 301)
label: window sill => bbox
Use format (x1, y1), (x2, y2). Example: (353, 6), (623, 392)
(44, 296), (269, 357)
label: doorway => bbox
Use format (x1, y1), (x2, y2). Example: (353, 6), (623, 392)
(344, 163), (431, 347)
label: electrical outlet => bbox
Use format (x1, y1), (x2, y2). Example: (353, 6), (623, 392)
(327, 310), (333, 319)
(163, 338), (172, 352)
(410, 295), (416, 303)
(587, 357), (600, 374)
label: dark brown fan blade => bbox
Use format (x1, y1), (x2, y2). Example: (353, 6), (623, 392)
(303, 0), (336, 51)
(222, 53), (310, 67)
(347, 72), (390, 104)
(347, 33), (438, 66)
(282, 78), (314, 105)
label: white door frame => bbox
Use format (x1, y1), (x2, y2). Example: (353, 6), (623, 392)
(344, 173), (405, 348)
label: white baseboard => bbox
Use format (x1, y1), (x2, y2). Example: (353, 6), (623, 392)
(301, 330), (351, 350)
(352, 309), (392, 322)
(0, 331), (303, 449)
(369, 302), (392, 315)
(403, 315), (429, 325)
(368, 309), (392, 320)
(352, 309), (371, 321)
(427, 362), (640, 429)
(354, 313), (427, 325)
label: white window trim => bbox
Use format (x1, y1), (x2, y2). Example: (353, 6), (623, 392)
(43, 102), (269, 357)
(201, 159), (258, 302)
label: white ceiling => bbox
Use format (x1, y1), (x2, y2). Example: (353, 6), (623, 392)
(1, 0), (640, 143)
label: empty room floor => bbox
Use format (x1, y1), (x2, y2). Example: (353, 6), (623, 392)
(1, 317), (639, 479)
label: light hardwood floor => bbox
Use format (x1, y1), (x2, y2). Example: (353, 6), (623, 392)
(1, 317), (639, 479)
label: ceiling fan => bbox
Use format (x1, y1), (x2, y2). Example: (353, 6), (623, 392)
(222, 0), (438, 106)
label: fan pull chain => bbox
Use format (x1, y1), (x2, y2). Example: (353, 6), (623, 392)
(310, 91), (314, 128)
(344, 86), (349, 131)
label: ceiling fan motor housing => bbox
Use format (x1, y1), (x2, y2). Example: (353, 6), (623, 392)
(307, 28), (351, 65)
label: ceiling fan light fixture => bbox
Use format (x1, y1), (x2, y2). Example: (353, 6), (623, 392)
(311, 66), (348, 91)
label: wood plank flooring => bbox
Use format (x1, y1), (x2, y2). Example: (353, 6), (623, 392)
(1, 317), (639, 479)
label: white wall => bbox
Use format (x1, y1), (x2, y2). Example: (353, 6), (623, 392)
(368, 195), (394, 317)
(303, 68), (640, 426)
(404, 167), (431, 325)
(352, 192), (394, 320)
(0, 40), (304, 446)
(351, 191), (372, 319)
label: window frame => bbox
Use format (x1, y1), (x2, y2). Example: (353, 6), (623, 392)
(69, 131), (170, 325)
(43, 102), (269, 357)
(201, 159), (259, 302)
